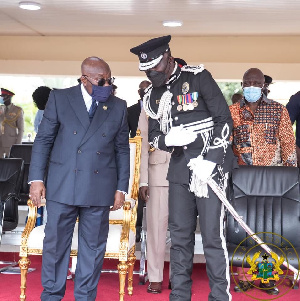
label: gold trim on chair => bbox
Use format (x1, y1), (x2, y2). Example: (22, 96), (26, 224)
(19, 132), (142, 301)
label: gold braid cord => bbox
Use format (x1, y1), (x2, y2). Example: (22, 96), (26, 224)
(2, 108), (22, 129)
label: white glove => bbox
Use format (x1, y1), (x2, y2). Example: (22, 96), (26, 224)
(187, 156), (216, 183)
(165, 125), (197, 147)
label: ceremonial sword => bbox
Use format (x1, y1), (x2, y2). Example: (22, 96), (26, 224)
(207, 178), (299, 276)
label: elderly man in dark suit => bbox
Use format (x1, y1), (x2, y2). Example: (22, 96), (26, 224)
(29, 56), (130, 301)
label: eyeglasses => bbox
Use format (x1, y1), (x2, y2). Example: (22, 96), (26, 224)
(82, 75), (115, 86)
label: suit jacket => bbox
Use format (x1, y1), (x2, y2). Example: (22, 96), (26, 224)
(138, 109), (170, 187)
(127, 101), (141, 138)
(28, 84), (130, 207)
(0, 103), (24, 147)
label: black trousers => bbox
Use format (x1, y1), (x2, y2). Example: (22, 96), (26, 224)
(168, 178), (231, 301)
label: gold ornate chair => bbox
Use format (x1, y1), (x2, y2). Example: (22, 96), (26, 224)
(19, 133), (142, 301)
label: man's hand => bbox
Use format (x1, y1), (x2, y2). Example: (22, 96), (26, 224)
(165, 125), (197, 147)
(111, 190), (125, 211)
(29, 182), (46, 207)
(139, 186), (149, 202)
(187, 156), (216, 183)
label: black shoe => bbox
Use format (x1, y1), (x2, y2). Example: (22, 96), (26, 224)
(259, 281), (279, 295)
(234, 280), (254, 293)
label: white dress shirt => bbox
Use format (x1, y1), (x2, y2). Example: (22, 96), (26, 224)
(81, 83), (94, 112)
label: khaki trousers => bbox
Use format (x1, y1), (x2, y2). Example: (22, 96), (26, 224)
(146, 186), (169, 282)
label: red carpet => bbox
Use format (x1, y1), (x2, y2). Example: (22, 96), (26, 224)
(0, 252), (299, 300)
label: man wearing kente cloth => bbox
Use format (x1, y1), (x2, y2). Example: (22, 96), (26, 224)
(130, 35), (237, 301)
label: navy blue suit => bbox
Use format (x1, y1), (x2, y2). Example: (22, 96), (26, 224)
(29, 85), (130, 300)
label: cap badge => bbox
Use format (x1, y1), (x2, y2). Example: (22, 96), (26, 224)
(182, 82), (189, 95)
(140, 52), (147, 60)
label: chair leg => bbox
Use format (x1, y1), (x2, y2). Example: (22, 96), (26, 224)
(127, 254), (136, 295)
(19, 256), (31, 301)
(117, 261), (128, 301)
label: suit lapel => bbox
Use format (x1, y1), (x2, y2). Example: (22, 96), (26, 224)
(80, 95), (116, 146)
(67, 85), (90, 130)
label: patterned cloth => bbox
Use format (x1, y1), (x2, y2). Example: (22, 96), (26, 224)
(229, 96), (297, 167)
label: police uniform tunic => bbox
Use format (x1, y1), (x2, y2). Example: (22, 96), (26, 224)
(0, 103), (24, 157)
(145, 64), (236, 301)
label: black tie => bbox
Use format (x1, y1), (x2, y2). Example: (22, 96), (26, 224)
(89, 99), (98, 122)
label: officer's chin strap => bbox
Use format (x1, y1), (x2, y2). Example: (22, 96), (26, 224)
(207, 177), (299, 275)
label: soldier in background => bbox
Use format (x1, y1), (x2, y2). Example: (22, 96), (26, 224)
(0, 88), (24, 157)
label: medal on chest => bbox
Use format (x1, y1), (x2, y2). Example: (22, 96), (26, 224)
(177, 92), (199, 111)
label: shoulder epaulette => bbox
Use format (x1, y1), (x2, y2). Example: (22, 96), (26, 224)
(181, 64), (205, 75)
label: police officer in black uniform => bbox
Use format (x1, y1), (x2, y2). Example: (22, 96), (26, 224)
(130, 35), (237, 301)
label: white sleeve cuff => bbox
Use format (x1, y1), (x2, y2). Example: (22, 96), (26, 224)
(117, 190), (127, 195)
(28, 180), (44, 184)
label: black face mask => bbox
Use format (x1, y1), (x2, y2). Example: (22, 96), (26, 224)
(146, 56), (170, 88)
(146, 71), (167, 88)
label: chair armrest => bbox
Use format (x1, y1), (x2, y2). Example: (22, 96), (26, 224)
(118, 201), (132, 261)
(109, 199), (136, 224)
(19, 199), (45, 257)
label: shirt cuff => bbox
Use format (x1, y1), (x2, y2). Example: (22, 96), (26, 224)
(117, 190), (127, 195)
(139, 183), (148, 188)
(28, 180), (44, 184)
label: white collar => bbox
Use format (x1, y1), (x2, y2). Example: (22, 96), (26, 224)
(80, 84), (93, 111)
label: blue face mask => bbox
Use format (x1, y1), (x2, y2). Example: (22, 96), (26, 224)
(243, 86), (262, 103)
(0, 96), (4, 104)
(91, 85), (113, 102)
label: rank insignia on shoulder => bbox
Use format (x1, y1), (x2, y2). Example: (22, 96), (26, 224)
(182, 82), (189, 95)
(103, 105), (108, 110)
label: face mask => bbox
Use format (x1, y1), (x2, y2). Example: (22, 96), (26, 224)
(0, 96), (4, 104)
(91, 85), (113, 102)
(146, 56), (171, 88)
(146, 70), (167, 88)
(243, 86), (262, 103)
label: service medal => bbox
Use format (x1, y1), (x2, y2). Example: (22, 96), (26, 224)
(177, 105), (183, 111)
(188, 103), (194, 110)
(182, 82), (189, 95)
(183, 104), (188, 111)
(193, 101), (198, 108)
